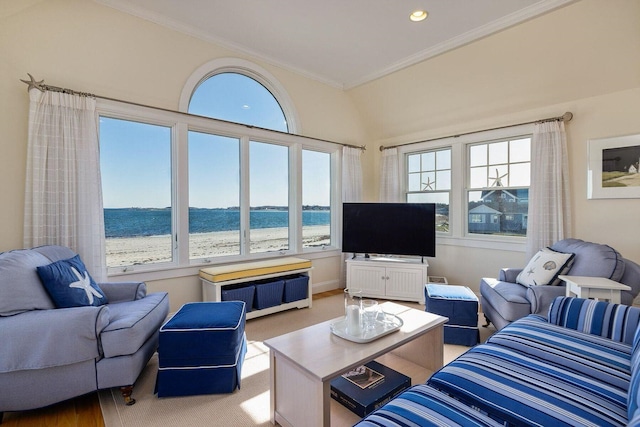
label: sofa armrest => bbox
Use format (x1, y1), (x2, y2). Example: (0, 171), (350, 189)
(499, 268), (522, 283)
(548, 296), (640, 345)
(0, 306), (110, 373)
(526, 285), (567, 315)
(99, 281), (146, 303)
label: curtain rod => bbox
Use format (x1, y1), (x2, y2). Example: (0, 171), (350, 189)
(20, 74), (366, 151)
(379, 111), (573, 151)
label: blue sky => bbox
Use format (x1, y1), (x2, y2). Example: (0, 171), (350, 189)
(100, 73), (330, 209)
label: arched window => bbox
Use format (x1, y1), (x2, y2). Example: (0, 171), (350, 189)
(182, 58), (331, 261)
(179, 58), (299, 133)
(99, 58), (336, 272)
(189, 72), (288, 132)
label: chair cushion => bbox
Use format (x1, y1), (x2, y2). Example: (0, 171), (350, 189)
(620, 259), (640, 305)
(0, 304), (110, 372)
(516, 247), (574, 286)
(356, 384), (503, 427)
(480, 278), (530, 322)
(628, 326), (640, 421)
(488, 314), (633, 391)
(37, 255), (108, 308)
(0, 249), (56, 316)
(100, 292), (169, 358)
(199, 257), (311, 282)
(548, 297), (640, 345)
(428, 343), (628, 426)
(551, 238), (625, 282)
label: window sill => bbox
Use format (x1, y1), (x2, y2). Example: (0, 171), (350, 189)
(437, 235), (526, 252)
(106, 248), (342, 282)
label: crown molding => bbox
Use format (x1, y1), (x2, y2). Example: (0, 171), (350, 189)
(344, 0), (578, 89)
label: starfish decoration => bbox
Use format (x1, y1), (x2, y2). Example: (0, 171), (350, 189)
(422, 177), (435, 191)
(69, 267), (102, 304)
(489, 168), (508, 187)
(20, 73), (46, 92)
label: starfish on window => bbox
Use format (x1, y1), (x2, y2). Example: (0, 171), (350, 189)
(422, 177), (435, 191)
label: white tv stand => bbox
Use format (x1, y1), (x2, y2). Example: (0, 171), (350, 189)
(346, 256), (428, 304)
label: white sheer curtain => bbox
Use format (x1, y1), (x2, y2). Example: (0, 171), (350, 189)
(24, 89), (106, 280)
(342, 147), (363, 202)
(525, 120), (572, 259)
(379, 147), (402, 202)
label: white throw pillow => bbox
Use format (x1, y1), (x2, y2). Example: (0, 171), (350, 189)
(516, 248), (575, 286)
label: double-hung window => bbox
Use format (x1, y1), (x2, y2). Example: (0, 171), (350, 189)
(406, 148), (451, 232)
(467, 137), (531, 236)
(401, 125), (532, 247)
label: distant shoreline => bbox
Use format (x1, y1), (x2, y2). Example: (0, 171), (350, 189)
(106, 225), (330, 267)
(104, 207), (330, 238)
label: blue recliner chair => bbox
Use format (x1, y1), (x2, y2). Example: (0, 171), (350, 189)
(0, 245), (169, 421)
(480, 238), (640, 330)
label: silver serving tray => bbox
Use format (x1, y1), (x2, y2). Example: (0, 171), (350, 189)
(330, 312), (403, 343)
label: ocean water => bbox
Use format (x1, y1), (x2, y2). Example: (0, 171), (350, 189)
(105, 208), (330, 238)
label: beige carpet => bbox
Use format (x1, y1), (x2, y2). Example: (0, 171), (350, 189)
(99, 294), (496, 427)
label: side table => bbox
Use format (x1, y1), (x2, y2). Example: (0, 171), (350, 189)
(559, 275), (631, 304)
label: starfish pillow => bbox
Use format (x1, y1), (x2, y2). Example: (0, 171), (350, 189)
(37, 255), (108, 308)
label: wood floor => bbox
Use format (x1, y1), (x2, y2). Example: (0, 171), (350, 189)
(1, 392), (104, 427)
(2, 290), (343, 426)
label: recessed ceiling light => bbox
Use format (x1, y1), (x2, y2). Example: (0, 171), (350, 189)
(410, 10), (428, 22)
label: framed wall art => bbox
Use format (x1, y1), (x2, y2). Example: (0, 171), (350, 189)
(587, 133), (640, 199)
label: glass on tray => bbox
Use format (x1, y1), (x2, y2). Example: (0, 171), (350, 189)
(344, 288), (363, 336)
(361, 299), (379, 332)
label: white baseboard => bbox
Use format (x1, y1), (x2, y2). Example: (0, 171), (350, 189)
(312, 279), (342, 294)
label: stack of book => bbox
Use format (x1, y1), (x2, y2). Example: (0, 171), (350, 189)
(330, 360), (411, 418)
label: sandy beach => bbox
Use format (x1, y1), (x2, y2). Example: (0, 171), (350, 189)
(106, 225), (330, 266)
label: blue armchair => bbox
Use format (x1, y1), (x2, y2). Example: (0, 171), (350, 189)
(0, 245), (169, 421)
(480, 238), (640, 330)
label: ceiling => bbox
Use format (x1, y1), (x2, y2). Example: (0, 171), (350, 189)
(95, 0), (576, 89)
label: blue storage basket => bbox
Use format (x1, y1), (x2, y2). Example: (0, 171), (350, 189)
(283, 275), (309, 303)
(221, 285), (255, 312)
(254, 280), (285, 310)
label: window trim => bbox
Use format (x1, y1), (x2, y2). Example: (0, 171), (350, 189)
(397, 123), (533, 252)
(465, 135), (531, 239)
(178, 57), (300, 134)
(405, 147), (452, 234)
(97, 97), (341, 279)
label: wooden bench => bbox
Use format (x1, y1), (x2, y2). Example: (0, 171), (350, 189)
(200, 257), (313, 319)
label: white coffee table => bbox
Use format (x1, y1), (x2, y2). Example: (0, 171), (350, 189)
(263, 301), (447, 427)
(559, 275), (631, 304)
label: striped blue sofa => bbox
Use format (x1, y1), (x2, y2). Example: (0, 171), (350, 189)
(357, 297), (640, 427)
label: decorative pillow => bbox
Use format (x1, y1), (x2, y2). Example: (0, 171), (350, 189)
(516, 247), (575, 286)
(37, 255), (108, 308)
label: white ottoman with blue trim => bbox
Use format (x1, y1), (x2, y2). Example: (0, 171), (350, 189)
(425, 284), (479, 346)
(155, 301), (247, 397)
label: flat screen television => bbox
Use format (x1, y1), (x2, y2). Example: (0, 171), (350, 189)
(342, 202), (436, 258)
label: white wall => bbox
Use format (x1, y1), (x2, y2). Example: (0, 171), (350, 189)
(347, 0), (640, 290)
(0, 0), (366, 311)
(1, 0), (638, 308)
